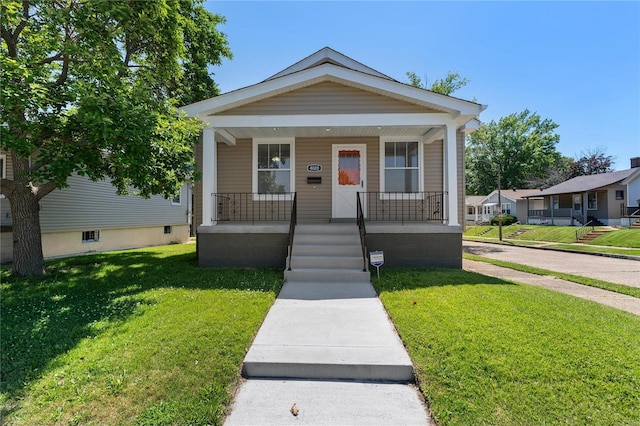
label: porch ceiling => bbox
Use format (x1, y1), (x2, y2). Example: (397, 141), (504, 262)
(220, 125), (438, 140)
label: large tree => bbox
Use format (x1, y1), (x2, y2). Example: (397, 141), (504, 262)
(466, 110), (561, 195)
(1, 0), (231, 276)
(566, 147), (614, 178)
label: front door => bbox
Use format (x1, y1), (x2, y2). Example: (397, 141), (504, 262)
(332, 144), (366, 218)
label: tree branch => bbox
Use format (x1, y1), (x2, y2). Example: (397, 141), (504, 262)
(36, 181), (57, 200)
(0, 178), (17, 196)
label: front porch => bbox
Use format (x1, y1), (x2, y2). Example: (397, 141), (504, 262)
(197, 191), (462, 269)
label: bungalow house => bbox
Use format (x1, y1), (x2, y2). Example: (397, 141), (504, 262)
(524, 158), (640, 227)
(465, 195), (485, 224)
(182, 47), (486, 269)
(0, 150), (191, 263)
(478, 189), (544, 223)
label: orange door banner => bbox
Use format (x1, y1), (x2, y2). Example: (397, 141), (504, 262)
(338, 150), (360, 185)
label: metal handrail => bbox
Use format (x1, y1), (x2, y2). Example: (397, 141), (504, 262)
(356, 192), (368, 272)
(287, 193), (297, 271)
(575, 220), (594, 241)
(213, 192), (294, 224)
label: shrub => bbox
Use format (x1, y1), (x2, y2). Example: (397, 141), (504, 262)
(490, 214), (518, 226)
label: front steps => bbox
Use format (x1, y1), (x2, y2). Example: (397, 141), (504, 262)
(577, 229), (610, 243)
(241, 223), (414, 382)
(284, 224), (370, 283)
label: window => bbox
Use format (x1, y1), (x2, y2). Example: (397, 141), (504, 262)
(171, 188), (181, 205)
(615, 190), (624, 200)
(0, 154), (5, 179)
(164, 225), (172, 234)
(82, 230), (100, 243)
(552, 195), (559, 210)
(467, 207), (474, 215)
(253, 138), (294, 198)
(382, 140), (420, 193)
(501, 203), (511, 215)
(587, 191), (597, 210)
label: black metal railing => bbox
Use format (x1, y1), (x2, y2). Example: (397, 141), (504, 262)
(287, 193), (297, 271)
(528, 208), (573, 218)
(621, 205), (640, 217)
(575, 220), (594, 241)
(356, 192), (367, 272)
(213, 192), (294, 224)
(359, 192), (446, 224)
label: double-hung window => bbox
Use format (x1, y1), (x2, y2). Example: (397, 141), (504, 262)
(587, 191), (597, 210)
(381, 140), (421, 195)
(253, 138), (294, 199)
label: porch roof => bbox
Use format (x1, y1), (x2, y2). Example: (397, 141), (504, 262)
(526, 169), (635, 197)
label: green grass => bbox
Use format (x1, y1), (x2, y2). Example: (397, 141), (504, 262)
(0, 244), (283, 425)
(546, 243), (640, 257)
(586, 228), (640, 248)
(464, 253), (640, 298)
(373, 269), (640, 426)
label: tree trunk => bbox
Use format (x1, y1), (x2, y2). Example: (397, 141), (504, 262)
(9, 186), (46, 277)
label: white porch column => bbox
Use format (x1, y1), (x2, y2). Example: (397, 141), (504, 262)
(444, 122), (459, 226)
(201, 126), (216, 226)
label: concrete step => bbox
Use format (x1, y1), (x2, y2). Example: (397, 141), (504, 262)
(294, 233), (361, 245)
(291, 255), (364, 270)
(284, 268), (370, 283)
(295, 223), (360, 235)
(293, 243), (362, 257)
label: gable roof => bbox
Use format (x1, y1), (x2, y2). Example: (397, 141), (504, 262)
(181, 47), (486, 123)
(528, 169), (636, 197)
(466, 195), (486, 206)
(483, 189), (543, 203)
(621, 167), (640, 185)
(265, 47), (394, 81)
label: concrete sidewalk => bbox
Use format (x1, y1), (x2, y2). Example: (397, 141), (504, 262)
(464, 259), (640, 316)
(224, 280), (433, 425)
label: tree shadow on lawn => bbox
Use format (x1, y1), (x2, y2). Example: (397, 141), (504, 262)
(373, 268), (516, 293)
(0, 247), (283, 414)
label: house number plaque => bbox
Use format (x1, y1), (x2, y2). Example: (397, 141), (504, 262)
(307, 164), (322, 172)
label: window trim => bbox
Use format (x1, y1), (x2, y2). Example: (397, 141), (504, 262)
(82, 230), (100, 243)
(587, 191), (597, 210)
(171, 186), (182, 205)
(252, 138), (295, 201)
(379, 137), (424, 199)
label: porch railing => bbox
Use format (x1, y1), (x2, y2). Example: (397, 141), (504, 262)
(359, 192), (446, 224)
(356, 192), (368, 272)
(213, 192), (294, 224)
(287, 193), (297, 271)
(575, 220), (594, 241)
(528, 208), (573, 218)
(621, 204), (640, 217)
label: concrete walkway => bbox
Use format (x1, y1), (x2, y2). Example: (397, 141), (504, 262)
(224, 280), (433, 425)
(463, 259), (640, 316)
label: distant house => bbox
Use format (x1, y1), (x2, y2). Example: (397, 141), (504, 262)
(466, 189), (544, 224)
(524, 158), (640, 227)
(0, 150), (191, 263)
(181, 47), (486, 268)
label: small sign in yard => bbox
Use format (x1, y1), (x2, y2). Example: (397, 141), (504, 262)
(370, 251), (384, 278)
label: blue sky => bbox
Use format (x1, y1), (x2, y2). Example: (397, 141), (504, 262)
(204, 1), (639, 170)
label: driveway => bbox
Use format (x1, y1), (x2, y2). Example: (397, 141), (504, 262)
(463, 241), (640, 288)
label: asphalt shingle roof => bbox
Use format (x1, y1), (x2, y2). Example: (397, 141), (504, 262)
(526, 169), (635, 197)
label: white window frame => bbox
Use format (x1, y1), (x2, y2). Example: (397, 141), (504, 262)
(379, 137), (424, 200)
(587, 191), (597, 210)
(252, 138), (295, 201)
(501, 203), (511, 215)
(0, 154), (6, 179)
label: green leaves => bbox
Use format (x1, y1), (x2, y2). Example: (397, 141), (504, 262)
(466, 110), (561, 195)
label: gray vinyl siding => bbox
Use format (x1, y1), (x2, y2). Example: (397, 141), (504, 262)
(217, 139), (252, 193)
(38, 174), (188, 233)
(218, 82), (438, 116)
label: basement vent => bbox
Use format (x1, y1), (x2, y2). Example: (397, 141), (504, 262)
(164, 225), (172, 234)
(82, 230), (100, 243)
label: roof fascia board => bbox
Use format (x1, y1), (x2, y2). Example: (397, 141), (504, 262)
(208, 113), (453, 128)
(621, 168), (640, 184)
(266, 47), (391, 81)
(182, 63), (484, 119)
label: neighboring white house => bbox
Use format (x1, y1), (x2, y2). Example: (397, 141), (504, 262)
(466, 189), (544, 224)
(0, 150), (192, 263)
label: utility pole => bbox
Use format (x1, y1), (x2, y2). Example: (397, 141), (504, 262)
(497, 166), (503, 241)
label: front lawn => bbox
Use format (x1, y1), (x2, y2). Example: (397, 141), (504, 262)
(0, 244), (283, 425)
(373, 269), (640, 426)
